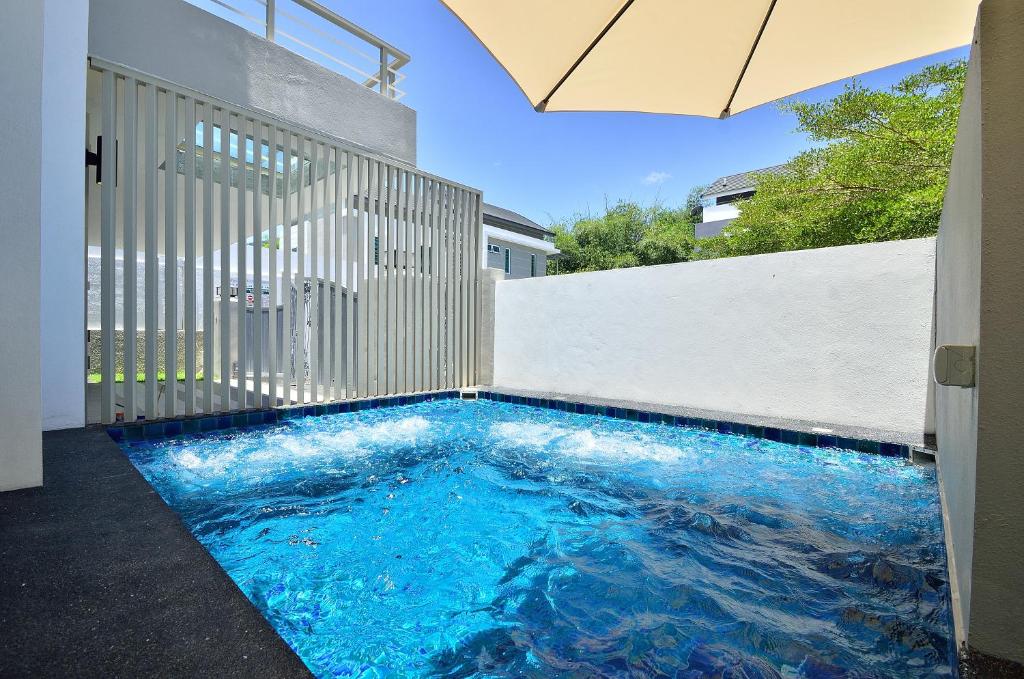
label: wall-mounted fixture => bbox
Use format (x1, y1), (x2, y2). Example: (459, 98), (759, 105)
(934, 345), (976, 388)
(84, 135), (116, 185)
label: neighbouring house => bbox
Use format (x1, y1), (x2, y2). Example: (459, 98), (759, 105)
(696, 164), (789, 238)
(482, 203), (560, 279)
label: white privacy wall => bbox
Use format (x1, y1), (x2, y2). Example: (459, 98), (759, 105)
(493, 238), (936, 434)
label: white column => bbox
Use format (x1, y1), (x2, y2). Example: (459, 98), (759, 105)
(40, 0), (89, 431)
(0, 1), (43, 491)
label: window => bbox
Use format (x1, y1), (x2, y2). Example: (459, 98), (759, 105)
(530, 253), (537, 277)
(487, 243), (500, 254)
(504, 248), (511, 275)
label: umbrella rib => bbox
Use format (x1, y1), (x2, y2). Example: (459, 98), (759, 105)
(536, 0), (637, 112)
(721, 0), (779, 119)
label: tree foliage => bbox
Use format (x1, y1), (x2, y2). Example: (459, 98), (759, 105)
(697, 60), (965, 259)
(550, 201), (695, 274)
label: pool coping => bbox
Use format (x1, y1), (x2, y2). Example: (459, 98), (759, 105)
(478, 387), (929, 459)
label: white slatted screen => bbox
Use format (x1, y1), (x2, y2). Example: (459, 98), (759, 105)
(92, 61), (481, 424)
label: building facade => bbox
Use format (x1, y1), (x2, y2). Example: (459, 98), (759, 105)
(481, 203), (560, 279)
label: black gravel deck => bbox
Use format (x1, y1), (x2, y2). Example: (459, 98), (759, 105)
(0, 427), (312, 678)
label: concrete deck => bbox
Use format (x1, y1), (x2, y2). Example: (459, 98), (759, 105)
(0, 427), (311, 678)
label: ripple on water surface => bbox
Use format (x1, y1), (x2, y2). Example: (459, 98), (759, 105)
(122, 400), (954, 678)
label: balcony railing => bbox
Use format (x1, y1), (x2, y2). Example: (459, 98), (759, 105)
(196, 0), (410, 99)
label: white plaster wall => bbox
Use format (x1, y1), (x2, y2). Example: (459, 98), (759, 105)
(963, 0), (1024, 663)
(0, 1), (45, 489)
(88, 0), (416, 164)
(494, 238), (936, 434)
(934, 24), (981, 649)
(40, 0), (89, 431)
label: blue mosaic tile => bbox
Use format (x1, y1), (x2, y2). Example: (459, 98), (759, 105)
(124, 425), (145, 441)
(217, 415), (233, 429)
(798, 432), (818, 447)
(747, 425), (764, 439)
(107, 427), (124, 442)
(779, 430), (800, 445)
(164, 421), (184, 437)
(143, 423), (165, 439)
(182, 419), (201, 434)
(764, 427), (782, 441)
(878, 442), (907, 458)
(716, 421), (733, 434)
(857, 440), (880, 455)
(817, 434), (838, 449)
(200, 417), (219, 432)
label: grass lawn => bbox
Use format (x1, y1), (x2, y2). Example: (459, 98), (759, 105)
(87, 371), (206, 384)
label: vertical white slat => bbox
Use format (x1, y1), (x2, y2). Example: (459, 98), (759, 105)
(122, 77), (138, 422)
(378, 163), (390, 394)
(164, 90), (178, 419)
(219, 109), (232, 411)
(395, 168), (407, 394)
(333, 147), (345, 400)
(453, 188), (463, 388)
(308, 141), (320, 402)
(296, 135), (308, 403)
(404, 170), (414, 392)
(417, 175), (427, 393)
(409, 174), (420, 392)
(252, 120), (264, 408)
(282, 132), (294, 405)
(356, 155), (368, 398)
(321, 145), (333, 401)
(446, 186), (457, 389)
(460, 189), (470, 387)
(366, 158), (379, 396)
(469, 191), (480, 386)
(430, 180), (441, 391)
(202, 103), (215, 413)
(267, 125), (278, 407)
(183, 96), (197, 415)
(344, 151), (356, 399)
(434, 182), (445, 391)
(453, 188), (464, 388)
(460, 189), (471, 387)
(145, 83), (160, 418)
(235, 114), (248, 410)
(99, 69), (117, 424)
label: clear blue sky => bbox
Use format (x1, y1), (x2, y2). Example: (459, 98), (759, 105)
(219, 0), (968, 227)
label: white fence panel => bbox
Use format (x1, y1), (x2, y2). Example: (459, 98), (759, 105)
(88, 60), (481, 424)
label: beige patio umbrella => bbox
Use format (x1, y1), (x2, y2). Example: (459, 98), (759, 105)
(441, 0), (979, 117)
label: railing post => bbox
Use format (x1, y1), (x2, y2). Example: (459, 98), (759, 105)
(266, 0), (276, 40)
(379, 47), (388, 96)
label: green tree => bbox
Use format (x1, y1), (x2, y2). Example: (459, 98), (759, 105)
(697, 60), (966, 259)
(550, 200), (695, 274)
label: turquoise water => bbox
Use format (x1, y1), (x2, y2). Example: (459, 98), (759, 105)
(121, 400), (954, 677)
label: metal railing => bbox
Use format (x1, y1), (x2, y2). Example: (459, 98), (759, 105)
(200, 0), (409, 99)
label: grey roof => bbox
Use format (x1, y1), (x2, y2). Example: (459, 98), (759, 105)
(701, 163), (791, 198)
(695, 217), (735, 239)
(482, 202), (554, 236)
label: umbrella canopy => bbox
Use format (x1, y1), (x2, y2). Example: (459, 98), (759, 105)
(441, 0), (979, 117)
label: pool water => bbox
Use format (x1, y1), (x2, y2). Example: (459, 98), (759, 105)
(121, 400), (955, 677)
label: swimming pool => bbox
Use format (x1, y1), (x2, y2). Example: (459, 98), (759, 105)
(120, 399), (954, 677)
